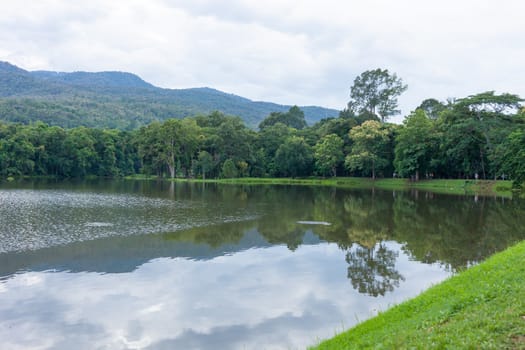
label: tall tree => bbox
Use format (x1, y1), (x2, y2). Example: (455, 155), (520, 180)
(63, 127), (97, 177)
(256, 123), (294, 176)
(196, 150), (213, 180)
(394, 109), (439, 180)
(417, 98), (447, 120)
(345, 120), (390, 179)
(347, 68), (407, 123)
(314, 133), (344, 177)
(441, 91), (523, 179)
(500, 128), (525, 187)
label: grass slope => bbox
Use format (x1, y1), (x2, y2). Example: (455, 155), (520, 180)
(311, 241), (525, 350)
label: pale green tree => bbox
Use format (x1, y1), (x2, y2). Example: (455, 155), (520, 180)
(345, 120), (390, 179)
(314, 133), (344, 177)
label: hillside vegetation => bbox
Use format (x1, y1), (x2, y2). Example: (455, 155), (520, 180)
(0, 61), (338, 129)
(1, 67), (524, 189)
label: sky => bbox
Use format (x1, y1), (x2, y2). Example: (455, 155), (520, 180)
(1, 0), (524, 123)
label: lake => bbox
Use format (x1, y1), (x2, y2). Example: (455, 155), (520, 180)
(1, 180), (524, 349)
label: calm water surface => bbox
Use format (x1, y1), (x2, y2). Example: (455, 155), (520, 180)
(1, 180), (524, 349)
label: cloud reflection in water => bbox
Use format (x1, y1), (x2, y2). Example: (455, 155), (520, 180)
(0, 242), (449, 350)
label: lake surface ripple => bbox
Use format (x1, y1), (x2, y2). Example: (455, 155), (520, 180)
(1, 180), (524, 349)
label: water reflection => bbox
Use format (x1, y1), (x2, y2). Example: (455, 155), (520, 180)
(1, 180), (525, 349)
(0, 243), (446, 350)
(346, 243), (405, 297)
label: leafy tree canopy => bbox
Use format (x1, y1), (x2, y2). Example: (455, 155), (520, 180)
(258, 106), (307, 130)
(347, 68), (407, 123)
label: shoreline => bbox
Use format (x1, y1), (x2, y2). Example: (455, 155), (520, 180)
(123, 176), (515, 197)
(310, 240), (525, 349)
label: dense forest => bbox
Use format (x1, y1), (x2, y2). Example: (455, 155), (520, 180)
(0, 61), (337, 129)
(0, 68), (524, 187)
(0, 94), (523, 186)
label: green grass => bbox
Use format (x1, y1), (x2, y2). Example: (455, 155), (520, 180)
(162, 177), (513, 196)
(311, 241), (525, 350)
(123, 174), (158, 180)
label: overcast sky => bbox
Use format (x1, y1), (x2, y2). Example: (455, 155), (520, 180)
(1, 0), (524, 123)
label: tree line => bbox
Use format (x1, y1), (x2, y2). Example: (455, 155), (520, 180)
(1, 69), (524, 186)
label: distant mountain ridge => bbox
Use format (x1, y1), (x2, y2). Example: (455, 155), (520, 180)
(31, 70), (155, 89)
(0, 61), (339, 129)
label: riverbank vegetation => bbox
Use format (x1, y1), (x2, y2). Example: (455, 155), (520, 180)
(311, 240), (525, 349)
(1, 70), (524, 188)
(158, 177), (512, 196)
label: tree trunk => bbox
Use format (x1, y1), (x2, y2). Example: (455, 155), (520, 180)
(168, 163), (175, 179)
(480, 148), (486, 180)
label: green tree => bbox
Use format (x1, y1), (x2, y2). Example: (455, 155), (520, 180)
(0, 125), (35, 176)
(63, 127), (96, 177)
(259, 106), (307, 130)
(314, 134), (344, 177)
(347, 68), (407, 123)
(500, 128), (525, 187)
(345, 120), (390, 179)
(196, 150), (213, 180)
(438, 91), (523, 179)
(256, 122), (295, 176)
(136, 118), (200, 178)
(137, 121), (165, 176)
(275, 136), (313, 177)
(221, 158), (238, 178)
(394, 109), (439, 180)
(417, 98), (447, 120)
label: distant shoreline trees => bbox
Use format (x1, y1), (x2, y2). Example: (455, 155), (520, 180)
(0, 70), (524, 187)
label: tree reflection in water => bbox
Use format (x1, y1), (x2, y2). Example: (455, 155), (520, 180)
(345, 242), (405, 297)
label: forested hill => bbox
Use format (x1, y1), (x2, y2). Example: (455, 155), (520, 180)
(0, 61), (339, 129)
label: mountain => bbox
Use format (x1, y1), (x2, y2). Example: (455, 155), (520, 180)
(0, 61), (339, 129)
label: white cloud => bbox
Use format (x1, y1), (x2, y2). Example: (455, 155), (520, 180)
(0, 242), (450, 349)
(1, 0), (524, 122)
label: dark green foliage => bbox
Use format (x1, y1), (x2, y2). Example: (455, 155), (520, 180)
(0, 62), (524, 185)
(0, 121), (138, 178)
(258, 105), (308, 130)
(0, 61), (338, 129)
(417, 98), (447, 120)
(394, 109), (439, 180)
(221, 159), (238, 178)
(434, 91), (524, 179)
(500, 128), (525, 187)
(274, 136), (314, 177)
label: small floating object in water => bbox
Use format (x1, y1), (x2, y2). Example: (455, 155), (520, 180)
(297, 221), (331, 226)
(84, 222), (114, 227)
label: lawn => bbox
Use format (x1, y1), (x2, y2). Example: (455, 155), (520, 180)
(311, 240), (525, 349)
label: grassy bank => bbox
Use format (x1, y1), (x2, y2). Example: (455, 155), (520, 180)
(147, 176), (513, 196)
(311, 240), (525, 350)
